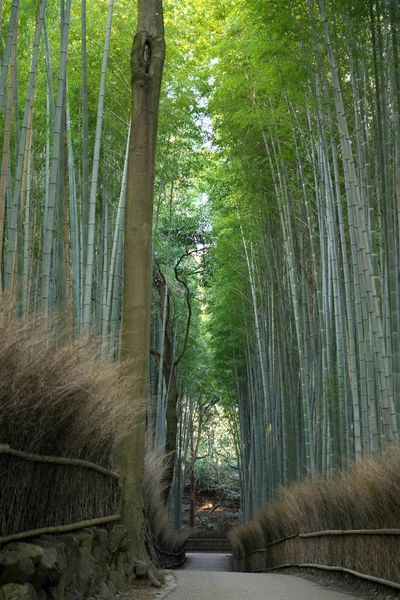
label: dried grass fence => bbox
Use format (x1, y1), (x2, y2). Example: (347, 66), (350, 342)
(231, 529), (400, 590)
(0, 320), (134, 543)
(0, 443), (122, 542)
(144, 450), (190, 569)
(229, 450), (400, 591)
(0, 443), (186, 568)
(0, 319), (186, 569)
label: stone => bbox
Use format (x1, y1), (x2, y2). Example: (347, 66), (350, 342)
(49, 547), (77, 600)
(134, 561), (148, 577)
(34, 542), (66, 587)
(0, 552), (35, 584)
(97, 582), (115, 600)
(108, 571), (126, 593)
(47, 585), (58, 600)
(0, 529), (129, 600)
(115, 554), (125, 578)
(76, 531), (94, 553)
(106, 580), (116, 596)
(61, 539), (79, 590)
(55, 538), (77, 550)
(29, 548), (58, 589)
(0, 583), (37, 600)
(108, 526), (128, 554)
(93, 530), (108, 549)
(74, 547), (93, 600)
(39, 548), (58, 572)
(5, 545), (43, 566)
(91, 531), (108, 587)
(53, 572), (66, 600)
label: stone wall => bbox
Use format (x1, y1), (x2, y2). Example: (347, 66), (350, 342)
(0, 525), (133, 600)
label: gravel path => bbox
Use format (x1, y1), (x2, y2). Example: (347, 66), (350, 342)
(156, 554), (359, 600)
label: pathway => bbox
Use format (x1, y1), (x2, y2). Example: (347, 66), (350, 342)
(160, 554), (359, 600)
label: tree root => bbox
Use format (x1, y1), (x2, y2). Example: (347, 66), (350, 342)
(147, 563), (165, 587)
(133, 559), (165, 587)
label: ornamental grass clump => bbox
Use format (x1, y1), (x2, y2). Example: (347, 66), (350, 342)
(0, 317), (142, 538)
(230, 449), (400, 582)
(143, 448), (190, 567)
(256, 496), (298, 545)
(228, 520), (264, 559)
(347, 452), (400, 529)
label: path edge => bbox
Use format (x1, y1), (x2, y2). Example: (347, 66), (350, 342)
(152, 571), (177, 600)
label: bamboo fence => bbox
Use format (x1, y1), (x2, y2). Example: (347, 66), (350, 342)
(0, 444), (186, 568)
(0, 443), (121, 540)
(231, 529), (400, 590)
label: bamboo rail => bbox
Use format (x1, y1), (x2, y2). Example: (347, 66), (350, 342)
(299, 528), (400, 537)
(231, 528), (400, 591)
(158, 554), (186, 569)
(152, 540), (186, 568)
(266, 532), (299, 546)
(0, 443), (120, 479)
(155, 545), (186, 557)
(0, 514), (121, 545)
(232, 528), (400, 558)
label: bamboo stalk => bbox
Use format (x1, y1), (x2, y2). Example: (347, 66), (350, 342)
(41, 0), (71, 315)
(0, 0), (19, 111)
(82, 0), (115, 332)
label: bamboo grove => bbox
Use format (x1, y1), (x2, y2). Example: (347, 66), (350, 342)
(0, 0), (207, 339)
(208, 0), (400, 519)
(2, 0), (400, 529)
(0, 0), (212, 525)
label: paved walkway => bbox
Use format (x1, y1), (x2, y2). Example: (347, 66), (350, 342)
(184, 553), (230, 572)
(160, 554), (359, 600)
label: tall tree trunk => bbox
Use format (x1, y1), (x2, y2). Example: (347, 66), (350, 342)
(152, 266), (188, 502)
(116, 0), (165, 582)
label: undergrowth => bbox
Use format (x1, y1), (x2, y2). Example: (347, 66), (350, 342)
(144, 448), (191, 563)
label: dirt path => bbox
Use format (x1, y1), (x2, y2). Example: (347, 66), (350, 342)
(155, 554), (359, 600)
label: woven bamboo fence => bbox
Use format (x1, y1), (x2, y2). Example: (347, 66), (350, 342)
(154, 541), (186, 569)
(0, 443), (121, 542)
(0, 443), (186, 569)
(231, 529), (400, 591)
(0, 322), (187, 566)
